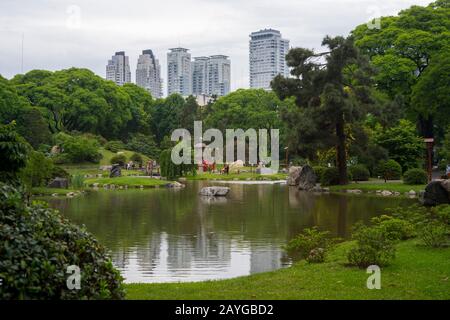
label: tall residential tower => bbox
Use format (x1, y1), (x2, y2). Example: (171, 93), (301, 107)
(249, 29), (290, 90)
(106, 51), (131, 86)
(167, 48), (192, 96)
(136, 49), (163, 98)
(192, 55), (231, 97)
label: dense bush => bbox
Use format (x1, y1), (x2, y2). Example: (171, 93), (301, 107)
(160, 149), (196, 179)
(371, 215), (416, 240)
(104, 140), (124, 153)
(348, 164), (370, 181)
(312, 166), (326, 182)
(70, 174), (85, 189)
(418, 222), (449, 248)
(54, 133), (101, 164)
(126, 133), (160, 159)
(320, 167), (352, 186)
(285, 227), (335, 263)
(51, 166), (70, 179)
(0, 184), (125, 299)
(20, 151), (54, 188)
(347, 223), (396, 268)
(130, 153), (143, 167)
(110, 154), (127, 166)
(0, 122), (29, 184)
(403, 168), (428, 185)
(374, 159), (402, 180)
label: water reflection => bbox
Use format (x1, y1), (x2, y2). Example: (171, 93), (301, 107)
(48, 182), (414, 283)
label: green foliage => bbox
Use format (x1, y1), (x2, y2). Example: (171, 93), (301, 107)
(320, 167), (352, 186)
(374, 120), (424, 171)
(439, 126), (450, 169)
(347, 223), (396, 268)
(126, 133), (160, 159)
(285, 227), (334, 263)
(403, 168), (428, 185)
(20, 151), (54, 188)
(418, 222), (449, 248)
(110, 154), (127, 166)
(374, 159), (402, 180)
(130, 153), (143, 166)
(371, 215), (416, 240)
(159, 149), (196, 180)
(312, 166), (326, 182)
(0, 183), (125, 299)
(51, 166), (70, 179)
(16, 107), (52, 149)
(348, 164), (370, 181)
(70, 174), (85, 190)
(54, 133), (101, 164)
(0, 122), (29, 184)
(104, 140), (124, 153)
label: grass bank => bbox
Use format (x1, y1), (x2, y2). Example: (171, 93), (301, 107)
(125, 240), (450, 300)
(329, 182), (426, 194)
(186, 172), (287, 181)
(84, 176), (171, 188)
(31, 187), (83, 196)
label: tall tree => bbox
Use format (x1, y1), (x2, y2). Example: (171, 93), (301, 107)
(272, 36), (373, 184)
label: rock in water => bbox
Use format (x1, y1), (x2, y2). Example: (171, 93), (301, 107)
(167, 181), (185, 188)
(109, 164), (122, 178)
(47, 177), (69, 189)
(421, 181), (450, 206)
(199, 186), (230, 197)
(287, 166), (302, 186)
(297, 165), (317, 191)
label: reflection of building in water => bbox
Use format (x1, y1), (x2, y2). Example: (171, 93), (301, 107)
(167, 235), (194, 270)
(249, 244), (283, 274)
(110, 248), (129, 269)
(136, 232), (162, 272)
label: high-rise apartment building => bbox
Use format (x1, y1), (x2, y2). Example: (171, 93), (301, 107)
(167, 48), (192, 96)
(249, 29), (290, 90)
(136, 49), (163, 98)
(192, 55), (230, 97)
(106, 51), (131, 86)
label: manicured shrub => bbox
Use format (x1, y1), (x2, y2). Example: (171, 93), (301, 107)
(126, 133), (160, 159)
(320, 167), (352, 186)
(285, 227), (334, 263)
(104, 140), (124, 153)
(347, 223), (396, 268)
(54, 133), (101, 164)
(371, 215), (416, 240)
(0, 184), (125, 299)
(110, 154), (127, 166)
(418, 222), (449, 248)
(403, 168), (428, 185)
(130, 153), (143, 167)
(374, 159), (402, 181)
(348, 164), (370, 181)
(313, 166), (326, 182)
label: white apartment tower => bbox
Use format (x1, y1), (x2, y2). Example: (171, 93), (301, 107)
(249, 29), (290, 90)
(192, 55), (230, 97)
(136, 49), (163, 98)
(167, 48), (192, 96)
(106, 51), (131, 86)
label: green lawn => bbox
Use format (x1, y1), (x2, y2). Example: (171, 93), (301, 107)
(84, 176), (171, 188)
(125, 240), (450, 300)
(329, 182), (426, 194)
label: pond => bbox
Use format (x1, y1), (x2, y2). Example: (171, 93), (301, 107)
(47, 181), (415, 283)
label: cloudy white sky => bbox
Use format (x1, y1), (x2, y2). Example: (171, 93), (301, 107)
(0, 0), (433, 95)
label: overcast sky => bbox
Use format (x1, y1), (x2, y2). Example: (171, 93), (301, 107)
(0, 0), (433, 94)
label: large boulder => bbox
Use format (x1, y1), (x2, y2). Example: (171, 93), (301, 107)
(109, 164), (122, 178)
(297, 165), (317, 191)
(421, 180), (450, 206)
(199, 186), (230, 197)
(47, 177), (69, 189)
(287, 166), (302, 186)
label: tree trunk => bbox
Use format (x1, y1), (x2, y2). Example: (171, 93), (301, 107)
(418, 115), (434, 138)
(336, 113), (348, 185)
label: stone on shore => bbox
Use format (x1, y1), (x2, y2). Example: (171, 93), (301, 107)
(421, 180), (450, 206)
(47, 177), (69, 189)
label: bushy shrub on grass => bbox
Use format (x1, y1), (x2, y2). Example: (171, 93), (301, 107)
(285, 227), (335, 263)
(70, 174), (85, 189)
(20, 151), (54, 188)
(54, 133), (101, 164)
(110, 154), (127, 166)
(371, 215), (416, 240)
(130, 153), (143, 167)
(374, 159), (402, 181)
(104, 140), (124, 153)
(0, 184), (125, 299)
(403, 168), (428, 185)
(347, 223), (396, 268)
(312, 166), (326, 182)
(51, 166), (70, 179)
(320, 167), (352, 186)
(418, 222), (449, 248)
(348, 164), (370, 181)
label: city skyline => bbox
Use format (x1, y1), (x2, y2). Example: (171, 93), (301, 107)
(0, 0), (434, 92)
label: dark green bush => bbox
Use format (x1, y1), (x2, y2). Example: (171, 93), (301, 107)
(347, 223), (396, 268)
(126, 133), (160, 159)
(54, 133), (101, 164)
(348, 164), (370, 181)
(0, 122), (29, 184)
(371, 215), (416, 240)
(130, 153), (143, 167)
(20, 151), (54, 188)
(374, 159), (402, 180)
(110, 154), (127, 166)
(418, 222), (449, 248)
(320, 167), (352, 186)
(0, 184), (125, 299)
(285, 227), (335, 263)
(51, 166), (70, 179)
(312, 166), (326, 182)
(104, 140), (124, 153)
(403, 168), (428, 185)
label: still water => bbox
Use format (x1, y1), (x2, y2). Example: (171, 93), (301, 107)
(48, 181), (414, 283)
